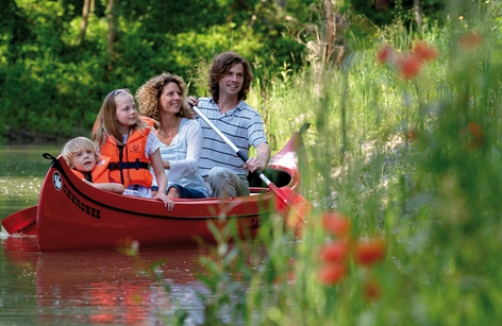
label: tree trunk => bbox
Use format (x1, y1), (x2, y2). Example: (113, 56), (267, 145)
(106, 0), (117, 70)
(323, 0), (336, 65)
(323, 0), (347, 68)
(414, 0), (422, 27)
(77, 0), (91, 44)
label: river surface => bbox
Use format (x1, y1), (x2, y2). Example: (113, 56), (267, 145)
(0, 145), (230, 325)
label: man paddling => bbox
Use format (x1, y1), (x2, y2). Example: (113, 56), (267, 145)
(191, 52), (270, 198)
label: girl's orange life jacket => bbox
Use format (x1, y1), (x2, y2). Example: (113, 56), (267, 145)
(99, 118), (155, 188)
(71, 156), (112, 183)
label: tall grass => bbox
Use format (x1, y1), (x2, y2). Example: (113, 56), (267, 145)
(151, 8), (502, 325)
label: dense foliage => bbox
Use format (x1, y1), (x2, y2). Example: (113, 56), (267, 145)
(157, 3), (502, 324)
(0, 0), (465, 142)
(0, 0), (317, 140)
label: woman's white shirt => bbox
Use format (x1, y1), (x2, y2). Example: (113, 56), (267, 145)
(152, 118), (208, 196)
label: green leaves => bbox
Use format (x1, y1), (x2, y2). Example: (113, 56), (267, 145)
(1, 0), (319, 139)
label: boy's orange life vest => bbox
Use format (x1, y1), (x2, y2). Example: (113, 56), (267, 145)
(71, 157), (112, 183)
(99, 119), (155, 188)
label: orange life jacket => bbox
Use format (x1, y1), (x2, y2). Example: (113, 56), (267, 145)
(71, 157), (112, 183)
(100, 119), (155, 188)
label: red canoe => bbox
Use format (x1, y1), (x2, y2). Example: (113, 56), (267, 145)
(2, 131), (306, 252)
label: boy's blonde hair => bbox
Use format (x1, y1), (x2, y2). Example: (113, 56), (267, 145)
(62, 137), (100, 168)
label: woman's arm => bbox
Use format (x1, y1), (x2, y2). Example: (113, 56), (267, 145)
(169, 120), (202, 176)
(150, 149), (174, 211)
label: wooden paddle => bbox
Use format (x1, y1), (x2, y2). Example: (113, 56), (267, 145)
(192, 106), (309, 237)
(1, 205), (37, 235)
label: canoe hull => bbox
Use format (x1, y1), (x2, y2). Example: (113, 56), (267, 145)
(36, 132), (304, 252)
(37, 165), (270, 251)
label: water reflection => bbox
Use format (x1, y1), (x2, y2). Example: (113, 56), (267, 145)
(1, 236), (210, 325)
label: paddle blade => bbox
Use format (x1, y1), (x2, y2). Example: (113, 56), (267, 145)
(1, 206), (38, 235)
(270, 186), (309, 237)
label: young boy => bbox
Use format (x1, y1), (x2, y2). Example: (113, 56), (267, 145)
(62, 137), (125, 194)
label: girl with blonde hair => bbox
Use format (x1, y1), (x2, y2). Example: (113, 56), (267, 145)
(92, 89), (174, 210)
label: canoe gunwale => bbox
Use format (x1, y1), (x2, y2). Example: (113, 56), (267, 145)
(49, 155), (291, 220)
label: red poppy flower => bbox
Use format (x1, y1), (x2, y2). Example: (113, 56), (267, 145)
(463, 122), (484, 151)
(459, 32), (483, 50)
(377, 45), (392, 64)
(354, 238), (386, 266)
(319, 240), (349, 262)
(319, 263), (346, 285)
(376, 44), (397, 65)
(273, 271), (296, 284)
(364, 280), (381, 301)
(322, 212), (351, 237)
(397, 55), (422, 80)
(413, 41), (437, 61)
(467, 122), (483, 142)
(406, 128), (418, 142)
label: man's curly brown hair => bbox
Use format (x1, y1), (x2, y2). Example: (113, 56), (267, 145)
(209, 52), (253, 103)
(136, 73), (195, 123)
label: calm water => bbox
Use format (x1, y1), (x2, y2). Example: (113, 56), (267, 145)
(0, 145), (236, 325)
(1, 236), (209, 325)
(0, 145), (59, 219)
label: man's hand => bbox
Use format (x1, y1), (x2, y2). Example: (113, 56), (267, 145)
(187, 96), (199, 107)
(243, 142), (270, 172)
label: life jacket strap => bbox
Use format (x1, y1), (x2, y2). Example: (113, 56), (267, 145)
(108, 160), (149, 171)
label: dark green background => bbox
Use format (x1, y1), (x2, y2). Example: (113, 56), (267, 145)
(0, 0), (448, 141)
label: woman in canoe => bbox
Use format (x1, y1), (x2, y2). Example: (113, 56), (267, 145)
(92, 89), (174, 210)
(136, 73), (208, 199)
(62, 136), (125, 194)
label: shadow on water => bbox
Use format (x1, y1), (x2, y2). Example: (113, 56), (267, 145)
(1, 235), (214, 325)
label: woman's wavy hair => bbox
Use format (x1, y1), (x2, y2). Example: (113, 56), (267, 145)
(136, 73), (195, 124)
(92, 89), (147, 147)
(208, 52), (253, 103)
